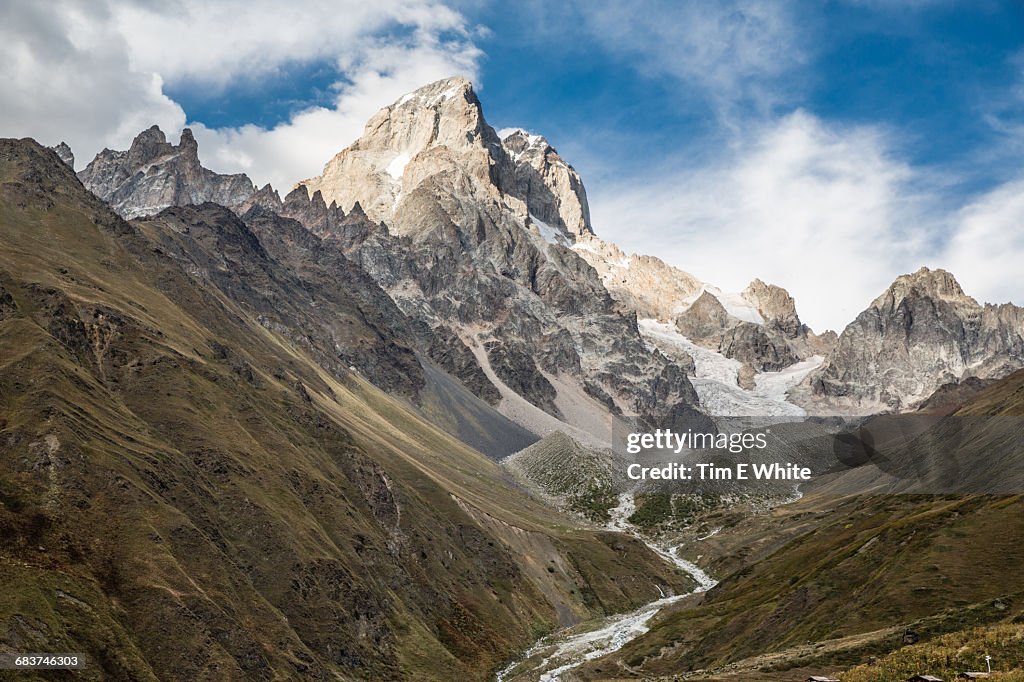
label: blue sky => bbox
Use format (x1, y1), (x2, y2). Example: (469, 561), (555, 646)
(170, 1), (1024, 189)
(3, 0), (1024, 329)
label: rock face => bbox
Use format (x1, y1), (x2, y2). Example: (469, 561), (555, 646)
(50, 141), (74, 168)
(675, 291), (734, 342)
(297, 77), (702, 430)
(572, 237), (704, 321)
(299, 77), (591, 242)
(133, 202), (427, 400)
(670, 282), (828, 373)
(743, 279), (802, 338)
(501, 129), (592, 238)
(808, 267), (1024, 410)
(79, 126), (256, 218)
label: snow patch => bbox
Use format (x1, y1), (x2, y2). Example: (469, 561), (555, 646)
(385, 152), (410, 181)
(638, 319), (819, 417)
(530, 214), (568, 246)
(571, 240), (602, 256)
(498, 127), (545, 148)
(703, 285), (764, 324)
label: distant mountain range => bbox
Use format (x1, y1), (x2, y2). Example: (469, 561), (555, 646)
(74, 76), (1024, 424)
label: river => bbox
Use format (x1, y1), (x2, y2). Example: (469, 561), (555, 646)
(495, 494), (717, 681)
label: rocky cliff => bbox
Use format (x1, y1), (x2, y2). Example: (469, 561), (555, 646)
(299, 77), (591, 242)
(79, 126), (257, 218)
(806, 267), (1024, 410)
(297, 77), (702, 432)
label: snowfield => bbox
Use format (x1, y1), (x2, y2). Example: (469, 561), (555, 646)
(638, 319), (822, 418)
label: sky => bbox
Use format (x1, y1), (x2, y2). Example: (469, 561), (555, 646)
(2, 0), (1023, 331)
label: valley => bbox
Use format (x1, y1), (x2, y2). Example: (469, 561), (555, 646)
(1, 73), (1022, 682)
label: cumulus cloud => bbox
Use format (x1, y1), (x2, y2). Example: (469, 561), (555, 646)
(0, 2), (185, 159)
(589, 111), (949, 332)
(0, 0), (481, 188)
(941, 180), (1024, 307)
(108, 0), (472, 88)
(589, 107), (1024, 332)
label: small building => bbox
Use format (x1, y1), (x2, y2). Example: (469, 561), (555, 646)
(907, 676), (944, 682)
(959, 674), (991, 679)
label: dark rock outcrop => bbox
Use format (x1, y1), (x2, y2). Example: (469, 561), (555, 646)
(810, 267), (1024, 410)
(79, 126), (256, 218)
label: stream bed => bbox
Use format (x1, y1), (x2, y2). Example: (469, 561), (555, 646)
(495, 494), (717, 681)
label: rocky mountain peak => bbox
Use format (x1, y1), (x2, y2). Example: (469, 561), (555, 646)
(675, 290), (731, 341)
(805, 267), (1024, 411)
(742, 278), (804, 338)
(369, 75), (488, 151)
(297, 76), (501, 228)
(178, 127), (199, 152)
(79, 126), (257, 219)
(126, 125), (174, 168)
(50, 141), (74, 168)
(300, 76), (592, 241)
(502, 129), (550, 158)
(872, 266), (976, 311)
(500, 129), (592, 238)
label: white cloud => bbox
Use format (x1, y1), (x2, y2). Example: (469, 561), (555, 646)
(941, 180), (1024, 308)
(0, 2), (186, 161)
(0, 0), (481, 188)
(588, 111), (947, 332)
(577, 0), (805, 118)
(108, 0), (472, 88)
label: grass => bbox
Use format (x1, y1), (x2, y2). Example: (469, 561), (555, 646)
(0, 139), (692, 680)
(840, 624), (1024, 681)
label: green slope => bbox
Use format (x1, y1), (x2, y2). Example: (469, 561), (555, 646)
(0, 139), (690, 680)
(574, 371), (1024, 680)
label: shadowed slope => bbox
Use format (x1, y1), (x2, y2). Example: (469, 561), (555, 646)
(0, 138), (690, 680)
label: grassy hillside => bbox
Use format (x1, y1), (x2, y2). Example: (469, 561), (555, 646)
(953, 369), (1024, 416)
(840, 623), (1024, 681)
(503, 432), (620, 522)
(574, 370), (1024, 680)
(0, 139), (691, 680)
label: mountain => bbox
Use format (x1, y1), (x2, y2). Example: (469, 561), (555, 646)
(74, 81), (1024, 424)
(0, 138), (694, 679)
(77, 80), (707, 447)
(299, 77), (591, 240)
(74, 78), (843, 427)
(295, 77), (705, 435)
(78, 126), (258, 219)
(8, 72), (1024, 682)
(804, 267), (1024, 411)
